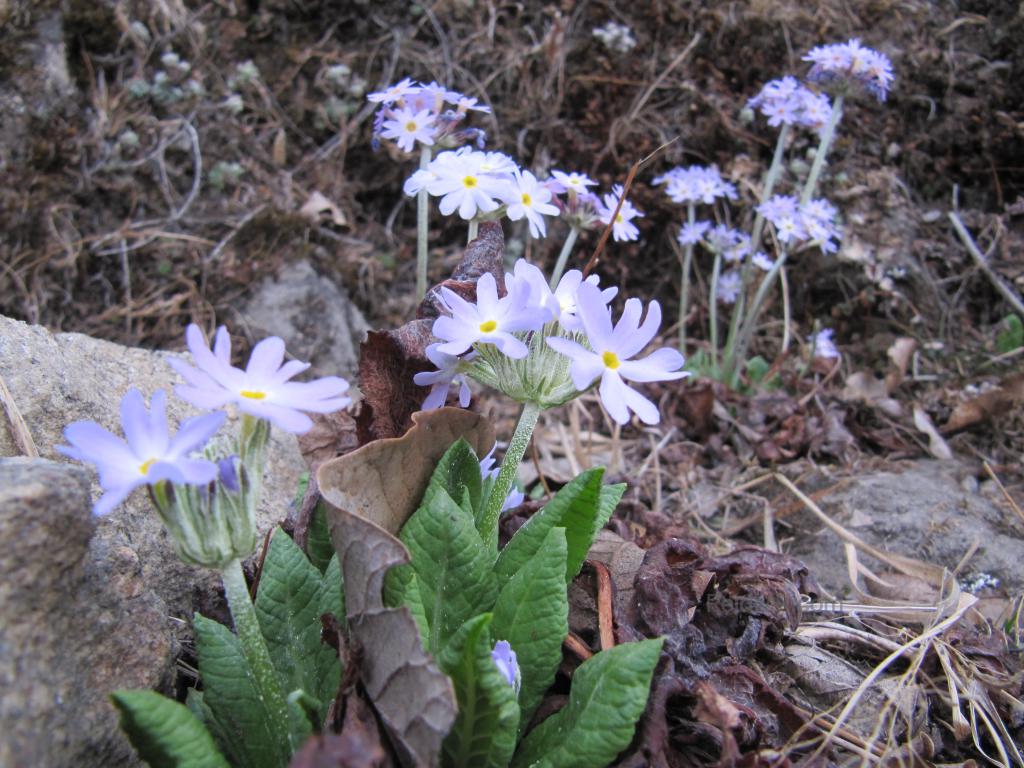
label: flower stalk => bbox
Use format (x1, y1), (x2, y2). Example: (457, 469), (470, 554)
(800, 93), (844, 205)
(549, 226), (580, 289)
(416, 145), (433, 301)
(479, 399), (541, 550)
(220, 557), (296, 751)
(678, 203), (696, 352)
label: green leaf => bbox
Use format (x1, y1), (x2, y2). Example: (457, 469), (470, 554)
(996, 314), (1024, 354)
(426, 438), (484, 519)
(491, 527), (569, 725)
(439, 614), (520, 768)
(193, 614), (290, 768)
(511, 638), (664, 768)
(255, 531), (340, 728)
(306, 499), (336, 575)
(320, 554), (345, 627)
(111, 690), (230, 768)
(384, 563), (430, 648)
(496, 469), (622, 583)
(401, 487), (497, 653)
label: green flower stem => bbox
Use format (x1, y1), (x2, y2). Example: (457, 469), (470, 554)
(678, 203), (695, 353)
(239, 414), (268, 513)
(723, 122), (790, 381)
(221, 557), (296, 752)
(729, 250), (789, 387)
(549, 226), (580, 289)
(708, 251), (723, 372)
(467, 218), (479, 244)
(416, 145), (433, 302)
(480, 399), (542, 550)
(800, 93), (844, 205)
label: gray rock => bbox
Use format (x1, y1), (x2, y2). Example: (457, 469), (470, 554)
(788, 460), (1024, 599)
(0, 313), (307, 624)
(0, 458), (174, 768)
(240, 259), (368, 379)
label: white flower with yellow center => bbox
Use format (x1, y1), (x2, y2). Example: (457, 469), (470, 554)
(546, 283), (686, 424)
(168, 325), (351, 434)
(380, 106), (437, 153)
(424, 149), (513, 220)
(503, 170), (560, 238)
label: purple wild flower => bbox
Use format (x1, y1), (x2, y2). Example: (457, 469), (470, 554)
(479, 446), (526, 512)
(808, 328), (840, 359)
(596, 185), (644, 242)
(168, 325), (352, 434)
(802, 39), (895, 102)
(57, 389), (225, 516)
(491, 640), (521, 693)
(413, 343), (475, 411)
(546, 282), (688, 425)
(432, 270), (549, 359)
(677, 220), (711, 246)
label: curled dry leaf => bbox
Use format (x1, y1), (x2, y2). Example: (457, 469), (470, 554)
(943, 372), (1024, 433)
(299, 190), (348, 227)
(912, 406), (953, 460)
(356, 320), (436, 444)
(316, 408), (494, 767)
(417, 221), (506, 320)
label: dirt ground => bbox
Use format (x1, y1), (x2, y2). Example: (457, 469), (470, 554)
(2, 0), (1023, 764)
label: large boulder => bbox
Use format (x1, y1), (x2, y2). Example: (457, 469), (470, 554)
(0, 459), (173, 767)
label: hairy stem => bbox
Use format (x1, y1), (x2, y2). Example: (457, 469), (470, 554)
(415, 145), (432, 301)
(800, 93), (844, 205)
(221, 557), (295, 753)
(724, 122), (790, 381)
(708, 251), (723, 372)
(730, 250), (789, 387)
(678, 202), (695, 353)
(549, 226), (580, 288)
(479, 400), (542, 550)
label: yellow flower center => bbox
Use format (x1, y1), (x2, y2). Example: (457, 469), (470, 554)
(240, 390), (266, 400)
(602, 351), (620, 369)
(463, 176), (478, 188)
(405, 121), (418, 132)
(479, 319), (497, 333)
(139, 458), (157, 475)
(521, 193), (532, 206)
(615, 213), (624, 224)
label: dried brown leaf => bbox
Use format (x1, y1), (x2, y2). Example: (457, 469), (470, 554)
(289, 693), (390, 768)
(318, 408), (494, 541)
(356, 320), (436, 444)
(943, 373), (1024, 433)
(416, 221), (505, 320)
(316, 409), (494, 766)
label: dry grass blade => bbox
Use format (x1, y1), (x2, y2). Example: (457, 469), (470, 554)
(0, 373), (38, 457)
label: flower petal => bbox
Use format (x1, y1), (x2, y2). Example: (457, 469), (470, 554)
(246, 336), (286, 379)
(598, 371), (631, 425)
(168, 411), (227, 459)
(617, 348), (687, 383)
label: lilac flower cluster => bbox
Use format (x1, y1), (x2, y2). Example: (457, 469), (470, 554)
(653, 165), (737, 205)
(59, 326), (352, 516)
(757, 195), (840, 253)
(416, 259), (686, 424)
(747, 76), (834, 132)
(405, 149), (643, 242)
(369, 78), (490, 153)
(803, 39), (895, 102)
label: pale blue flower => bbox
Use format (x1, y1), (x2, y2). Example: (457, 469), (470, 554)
(546, 283), (687, 425)
(491, 640), (521, 693)
(168, 324), (351, 434)
(413, 344), (475, 410)
(58, 389), (224, 516)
